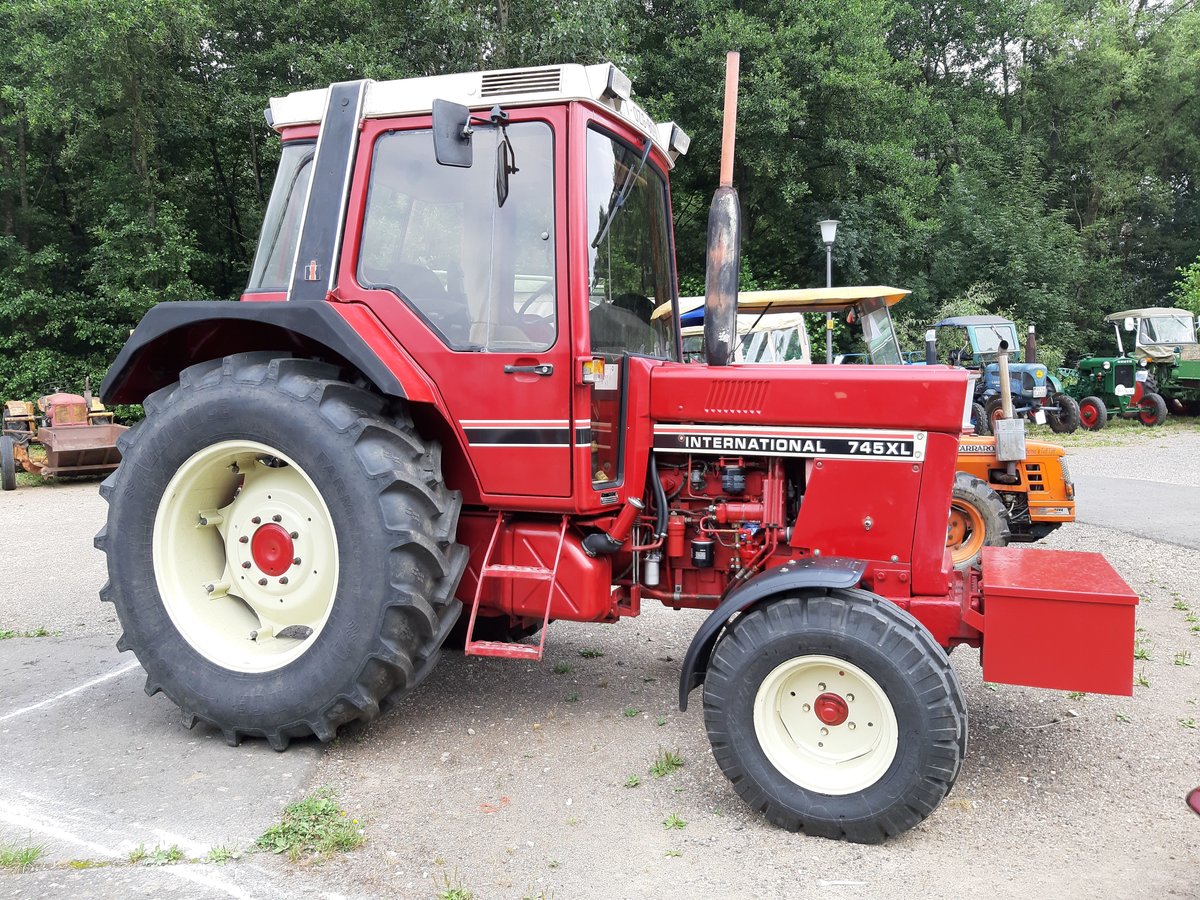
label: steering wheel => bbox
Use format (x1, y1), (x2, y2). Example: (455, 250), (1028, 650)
(518, 282), (555, 315)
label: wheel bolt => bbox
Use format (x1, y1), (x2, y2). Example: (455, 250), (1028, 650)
(280, 576), (289, 585)
(258, 578), (268, 586)
(848, 722), (856, 730)
(239, 536), (249, 544)
(242, 561), (252, 569)
(802, 703), (811, 712)
(272, 514), (282, 522)
(846, 693), (855, 702)
(820, 727), (829, 736)
(818, 682), (826, 690)
(251, 516), (261, 524)
(290, 531), (299, 540)
(292, 557), (301, 566)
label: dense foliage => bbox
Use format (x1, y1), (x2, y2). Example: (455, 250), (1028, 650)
(2, 0), (1198, 397)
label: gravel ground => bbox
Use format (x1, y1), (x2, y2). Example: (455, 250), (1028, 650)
(1, 429), (1197, 899)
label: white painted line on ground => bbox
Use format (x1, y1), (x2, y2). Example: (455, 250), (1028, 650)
(0, 801), (261, 900)
(0, 659), (140, 723)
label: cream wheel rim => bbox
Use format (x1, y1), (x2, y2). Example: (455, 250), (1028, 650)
(752, 654), (899, 795)
(152, 440), (339, 673)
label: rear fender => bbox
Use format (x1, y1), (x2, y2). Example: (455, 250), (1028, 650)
(677, 557), (867, 710)
(101, 300), (442, 410)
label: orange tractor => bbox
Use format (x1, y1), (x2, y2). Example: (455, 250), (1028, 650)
(1, 384), (127, 490)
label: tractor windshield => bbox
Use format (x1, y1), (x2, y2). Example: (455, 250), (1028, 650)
(970, 323), (1021, 360)
(585, 127), (679, 360)
(1138, 314), (1196, 345)
(247, 142), (315, 292)
(859, 298), (903, 365)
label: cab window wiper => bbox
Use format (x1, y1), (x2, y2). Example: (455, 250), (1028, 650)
(591, 139), (651, 250)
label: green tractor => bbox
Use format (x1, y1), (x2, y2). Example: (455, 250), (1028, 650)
(1060, 356), (1167, 430)
(1106, 307), (1200, 415)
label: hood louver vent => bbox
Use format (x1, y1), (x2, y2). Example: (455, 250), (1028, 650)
(481, 67), (562, 98)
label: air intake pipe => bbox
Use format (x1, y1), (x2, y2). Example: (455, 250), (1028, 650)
(703, 52), (742, 367)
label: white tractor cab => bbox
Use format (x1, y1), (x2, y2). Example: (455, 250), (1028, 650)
(672, 285), (909, 366)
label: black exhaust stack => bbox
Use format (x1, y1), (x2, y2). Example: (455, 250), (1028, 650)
(925, 329), (937, 366)
(704, 52), (741, 367)
(1025, 324), (1038, 364)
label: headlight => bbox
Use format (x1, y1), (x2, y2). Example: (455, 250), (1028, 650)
(1102, 361), (1111, 370)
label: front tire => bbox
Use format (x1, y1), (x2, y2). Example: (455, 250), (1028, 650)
(969, 402), (989, 436)
(1046, 394), (1080, 434)
(1136, 392), (1167, 427)
(1078, 396), (1107, 431)
(95, 353), (467, 749)
(947, 471), (1010, 569)
(1, 436), (16, 491)
(703, 590), (967, 843)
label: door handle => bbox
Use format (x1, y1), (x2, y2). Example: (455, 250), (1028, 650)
(504, 364), (553, 376)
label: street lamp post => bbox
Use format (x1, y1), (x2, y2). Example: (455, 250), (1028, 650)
(818, 219), (839, 364)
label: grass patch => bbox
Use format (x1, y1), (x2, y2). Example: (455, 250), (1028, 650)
(1115, 713), (1131, 724)
(205, 845), (237, 865)
(664, 848), (683, 857)
(143, 845), (185, 866)
(578, 648), (604, 658)
(624, 774), (641, 788)
(563, 691), (579, 703)
(1134, 644), (1151, 661)
(1175, 651), (1192, 667)
(255, 789), (363, 860)
(0, 627), (60, 640)
(552, 662), (572, 675)
(1066, 691), (1086, 700)
(435, 870), (472, 900)
(650, 749), (683, 778)
(128, 844), (148, 864)
(0, 843), (44, 872)
(656, 715), (667, 726)
(1135, 670), (1151, 688)
(66, 859), (111, 870)
(1174, 600), (1191, 612)
(623, 707), (639, 718)
(663, 814), (687, 830)
(1180, 718), (1197, 729)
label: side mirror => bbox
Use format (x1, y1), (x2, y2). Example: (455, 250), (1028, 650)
(432, 99), (473, 168)
(1123, 317), (1135, 332)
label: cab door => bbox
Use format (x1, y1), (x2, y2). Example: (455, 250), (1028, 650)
(339, 108), (572, 500)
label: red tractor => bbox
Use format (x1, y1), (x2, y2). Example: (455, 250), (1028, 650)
(97, 57), (1136, 842)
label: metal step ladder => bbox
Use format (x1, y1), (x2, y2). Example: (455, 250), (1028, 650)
(463, 512), (568, 660)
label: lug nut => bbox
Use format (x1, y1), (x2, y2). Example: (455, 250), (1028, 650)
(239, 536), (249, 544)
(290, 531), (299, 540)
(258, 578), (268, 586)
(292, 557), (301, 566)
(251, 516), (261, 524)
(280, 577), (289, 585)
(242, 561), (252, 569)
(272, 514), (282, 522)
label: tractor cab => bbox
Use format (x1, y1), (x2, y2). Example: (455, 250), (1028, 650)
(930, 315), (1078, 433)
(1105, 307), (1200, 415)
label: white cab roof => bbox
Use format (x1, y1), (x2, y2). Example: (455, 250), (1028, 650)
(268, 63), (688, 168)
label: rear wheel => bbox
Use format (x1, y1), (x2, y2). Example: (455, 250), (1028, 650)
(947, 471), (1010, 569)
(1078, 396), (1107, 431)
(96, 353), (467, 749)
(984, 397), (1009, 432)
(1137, 392), (1168, 427)
(1, 436), (16, 491)
(702, 589), (967, 843)
(1046, 394), (1080, 434)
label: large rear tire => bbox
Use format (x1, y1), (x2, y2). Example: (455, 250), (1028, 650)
(1078, 396), (1107, 431)
(702, 589), (967, 843)
(95, 353), (467, 749)
(1, 436), (16, 491)
(947, 471), (1010, 570)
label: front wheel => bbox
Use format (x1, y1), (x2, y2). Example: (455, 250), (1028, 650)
(1137, 392), (1168, 427)
(1046, 394), (1080, 434)
(96, 353), (467, 749)
(947, 471), (1010, 569)
(702, 589), (967, 843)
(1, 436), (16, 491)
(1078, 396), (1107, 431)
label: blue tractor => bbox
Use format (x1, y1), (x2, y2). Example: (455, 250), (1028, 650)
(931, 316), (1080, 435)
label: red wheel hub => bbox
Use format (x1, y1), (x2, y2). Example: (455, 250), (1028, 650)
(251, 523), (295, 577)
(813, 691), (849, 726)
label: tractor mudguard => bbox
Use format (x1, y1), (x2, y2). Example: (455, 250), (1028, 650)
(102, 300), (414, 404)
(677, 556), (867, 710)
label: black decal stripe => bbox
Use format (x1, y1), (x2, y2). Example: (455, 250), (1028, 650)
(575, 427), (592, 443)
(465, 428), (571, 446)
